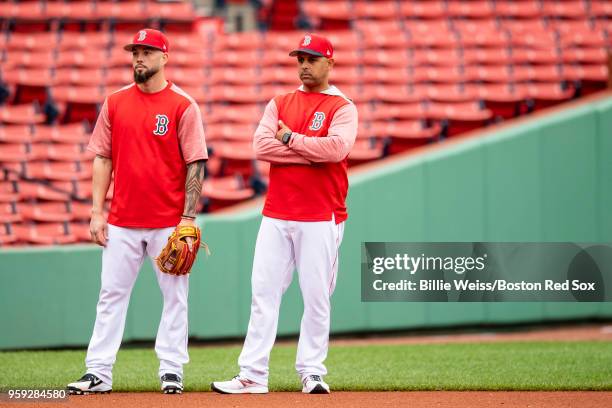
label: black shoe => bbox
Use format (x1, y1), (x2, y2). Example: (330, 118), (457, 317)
(161, 373), (183, 394)
(67, 373), (112, 395)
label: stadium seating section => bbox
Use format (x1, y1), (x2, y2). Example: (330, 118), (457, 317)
(0, 0), (610, 245)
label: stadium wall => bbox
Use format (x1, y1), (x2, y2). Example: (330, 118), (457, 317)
(1, 94), (611, 350)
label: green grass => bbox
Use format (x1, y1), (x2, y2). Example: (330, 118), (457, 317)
(1, 341), (611, 391)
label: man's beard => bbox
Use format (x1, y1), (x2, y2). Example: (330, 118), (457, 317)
(134, 66), (159, 84)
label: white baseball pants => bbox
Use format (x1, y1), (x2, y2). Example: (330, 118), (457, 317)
(85, 224), (189, 386)
(238, 216), (345, 386)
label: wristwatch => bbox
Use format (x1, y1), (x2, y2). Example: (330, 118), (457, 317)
(281, 131), (292, 145)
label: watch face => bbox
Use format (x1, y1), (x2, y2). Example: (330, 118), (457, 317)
(282, 132), (291, 144)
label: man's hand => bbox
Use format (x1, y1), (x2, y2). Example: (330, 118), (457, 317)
(275, 120), (292, 141)
(90, 210), (108, 247)
(178, 217), (196, 252)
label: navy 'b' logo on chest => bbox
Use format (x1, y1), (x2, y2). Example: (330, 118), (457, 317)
(309, 112), (326, 131)
(153, 114), (170, 136)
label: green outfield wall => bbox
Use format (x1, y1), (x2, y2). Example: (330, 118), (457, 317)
(1, 95), (611, 350)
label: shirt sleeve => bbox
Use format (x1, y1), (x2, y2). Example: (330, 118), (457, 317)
(288, 103), (358, 163)
(253, 99), (312, 165)
(178, 102), (208, 164)
(87, 98), (112, 158)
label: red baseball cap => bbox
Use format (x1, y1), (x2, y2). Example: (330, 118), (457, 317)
(124, 28), (170, 53)
(289, 34), (334, 59)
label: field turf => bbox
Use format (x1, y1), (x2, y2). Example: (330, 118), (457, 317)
(1, 341), (611, 392)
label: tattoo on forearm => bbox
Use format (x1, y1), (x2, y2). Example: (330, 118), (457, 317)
(183, 160), (205, 217)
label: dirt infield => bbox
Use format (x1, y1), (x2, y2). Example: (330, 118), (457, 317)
(329, 323), (612, 346)
(5, 391), (611, 408)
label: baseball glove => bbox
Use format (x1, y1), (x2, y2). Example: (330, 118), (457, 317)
(156, 225), (209, 276)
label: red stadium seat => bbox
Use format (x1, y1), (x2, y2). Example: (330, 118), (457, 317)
(94, 1), (144, 20)
(20, 202), (75, 222)
(53, 69), (106, 87)
(302, 0), (353, 20)
(513, 65), (564, 83)
(203, 104), (264, 125)
(166, 68), (211, 87)
(371, 120), (441, 140)
(210, 67), (262, 85)
(70, 221), (91, 242)
(370, 85), (427, 104)
(0, 143), (32, 163)
(411, 49), (463, 67)
(217, 32), (265, 51)
(0, 104), (46, 125)
(12, 222), (77, 245)
(362, 33), (411, 50)
(146, 1), (197, 22)
(105, 69), (134, 87)
(370, 102), (427, 121)
(465, 65), (513, 83)
(57, 32), (112, 51)
(563, 64), (609, 83)
(206, 123), (257, 142)
(2, 68), (53, 87)
(511, 49), (561, 65)
(414, 66), (471, 84)
(52, 86), (106, 104)
(348, 138), (385, 163)
(353, 20), (404, 37)
(462, 48), (513, 65)
(509, 31), (557, 49)
(51, 180), (113, 201)
(541, 0), (587, 18)
(459, 30), (508, 48)
(175, 54), (220, 70)
(30, 143), (94, 162)
(45, 1), (96, 20)
(0, 181), (18, 203)
(526, 83), (575, 109)
(427, 84), (479, 103)
(362, 50), (412, 67)
(400, 1), (446, 19)
(362, 67), (412, 85)
(32, 123), (89, 143)
(6, 32), (57, 51)
(0, 223), (17, 246)
(591, 1), (612, 17)
(478, 83), (527, 119)
(427, 101), (493, 136)
(0, 125), (33, 143)
(427, 101), (492, 121)
(210, 86), (266, 104)
(202, 175), (255, 201)
(447, 1), (494, 18)
(353, 1), (398, 19)
(0, 202), (21, 223)
(212, 50), (261, 67)
(56, 50), (108, 69)
(17, 180), (71, 201)
(210, 141), (255, 161)
(494, 1), (542, 18)
(24, 161), (92, 181)
(3, 51), (56, 70)
(560, 30), (607, 48)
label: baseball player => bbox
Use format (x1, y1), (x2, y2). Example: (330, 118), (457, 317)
(66, 28), (207, 395)
(212, 34), (358, 394)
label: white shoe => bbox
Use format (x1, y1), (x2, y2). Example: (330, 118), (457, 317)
(161, 373), (183, 394)
(67, 373), (112, 395)
(302, 375), (330, 394)
(211, 375), (268, 394)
